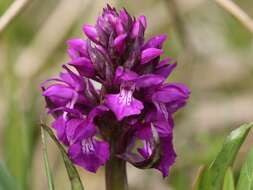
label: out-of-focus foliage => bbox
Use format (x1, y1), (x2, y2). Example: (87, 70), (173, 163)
(41, 124), (84, 190)
(41, 127), (55, 190)
(222, 168), (235, 190)
(236, 147), (253, 190)
(197, 123), (252, 190)
(0, 0), (253, 190)
(0, 162), (20, 190)
(39, 123), (253, 190)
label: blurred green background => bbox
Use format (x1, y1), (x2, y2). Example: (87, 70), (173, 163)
(0, 0), (253, 189)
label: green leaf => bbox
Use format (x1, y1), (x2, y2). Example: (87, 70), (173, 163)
(0, 161), (20, 190)
(192, 166), (206, 190)
(41, 124), (84, 190)
(41, 128), (55, 190)
(222, 168), (234, 190)
(198, 123), (253, 190)
(236, 146), (253, 190)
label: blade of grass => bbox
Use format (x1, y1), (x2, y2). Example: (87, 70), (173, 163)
(214, 0), (253, 34)
(41, 127), (55, 190)
(40, 124), (84, 190)
(236, 146), (253, 190)
(0, 0), (33, 34)
(192, 166), (206, 190)
(198, 123), (253, 190)
(222, 168), (234, 190)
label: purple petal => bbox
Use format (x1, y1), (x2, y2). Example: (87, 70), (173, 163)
(114, 66), (138, 84)
(94, 140), (110, 163)
(115, 19), (125, 35)
(105, 90), (144, 120)
(123, 34), (143, 68)
(136, 74), (165, 88)
(66, 118), (84, 144)
(141, 48), (163, 64)
(59, 72), (75, 86)
(138, 15), (147, 29)
(113, 34), (127, 53)
(152, 115), (174, 137)
(43, 84), (74, 100)
(166, 100), (187, 114)
(143, 34), (167, 49)
(67, 38), (85, 46)
(67, 38), (89, 59)
(105, 13), (117, 26)
(78, 122), (97, 139)
(70, 148), (104, 172)
(44, 96), (67, 115)
(128, 122), (153, 140)
(131, 16), (147, 38)
(68, 142), (82, 159)
(87, 41), (114, 82)
(52, 116), (68, 145)
(86, 80), (100, 102)
(119, 123), (160, 168)
(131, 21), (140, 38)
(155, 135), (176, 177)
(119, 8), (132, 26)
(153, 101), (170, 122)
(157, 57), (173, 67)
(83, 25), (99, 43)
(145, 108), (174, 136)
(155, 62), (177, 78)
(68, 57), (95, 78)
(62, 65), (86, 91)
(50, 107), (83, 118)
(97, 16), (113, 34)
(68, 138), (109, 173)
(88, 105), (109, 122)
(152, 83), (190, 103)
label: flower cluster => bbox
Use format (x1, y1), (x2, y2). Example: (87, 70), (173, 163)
(41, 5), (190, 177)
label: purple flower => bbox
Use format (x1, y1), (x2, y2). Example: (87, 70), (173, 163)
(41, 4), (190, 177)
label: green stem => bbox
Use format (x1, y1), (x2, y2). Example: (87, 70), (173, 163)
(105, 142), (128, 190)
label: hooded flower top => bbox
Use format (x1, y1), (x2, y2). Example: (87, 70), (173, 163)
(41, 5), (190, 177)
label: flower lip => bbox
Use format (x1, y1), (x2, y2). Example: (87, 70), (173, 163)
(82, 138), (95, 154)
(68, 137), (110, 173)
(105, 83), (144, 121)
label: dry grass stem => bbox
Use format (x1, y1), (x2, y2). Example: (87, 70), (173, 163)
(0, 0), (32, 34)
(215, 0), (253, 34)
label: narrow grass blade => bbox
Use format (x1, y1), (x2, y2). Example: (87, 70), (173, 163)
(198, 123), (253, 190)
(41, 128), (55, 190)
(222, 168), (234, 190)
(192, 166), (206, 190)
(41, 124), (84, 190)
(236, 146), (253, 190)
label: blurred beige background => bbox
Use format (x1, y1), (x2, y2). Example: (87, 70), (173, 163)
(0, 0), (253, 189)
